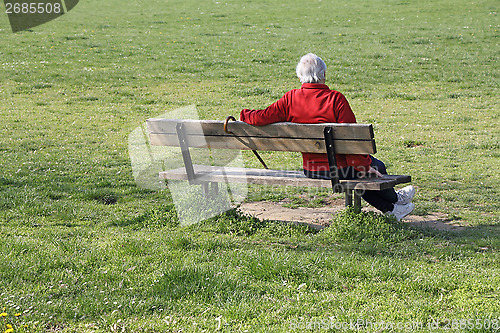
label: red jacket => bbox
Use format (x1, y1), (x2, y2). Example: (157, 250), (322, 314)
(240, 83), (372, 172)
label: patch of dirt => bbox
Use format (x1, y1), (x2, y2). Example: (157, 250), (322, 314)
(238, 201), (467, 231)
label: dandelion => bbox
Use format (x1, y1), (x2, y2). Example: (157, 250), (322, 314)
(14, 313), (21, 317)
(0, 312), (7, 317)
(5, 329), (14, 333)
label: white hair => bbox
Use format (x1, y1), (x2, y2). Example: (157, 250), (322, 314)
(296, 53), (327, 84)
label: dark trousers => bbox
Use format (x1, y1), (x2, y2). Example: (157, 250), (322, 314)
(303, 156), (397, 212)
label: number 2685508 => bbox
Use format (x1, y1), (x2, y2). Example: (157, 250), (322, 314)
(5, 2), (63, 14)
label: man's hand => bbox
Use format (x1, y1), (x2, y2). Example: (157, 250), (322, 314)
(359, 167), (384, 178)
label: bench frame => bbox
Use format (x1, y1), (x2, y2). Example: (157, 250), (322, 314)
(147, 119), (411, 209)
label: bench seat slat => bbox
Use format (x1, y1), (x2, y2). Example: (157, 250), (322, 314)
(149, 133), (376, 154)
(159, 165), (411, 191)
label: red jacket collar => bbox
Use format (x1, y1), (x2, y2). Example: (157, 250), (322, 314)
(301, 83), (329, 89)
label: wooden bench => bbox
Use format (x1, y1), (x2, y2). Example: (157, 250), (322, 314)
(146, 118), (411, 208)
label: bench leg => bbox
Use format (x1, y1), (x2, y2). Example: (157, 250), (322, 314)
(345, 190), (362, 213)
(201, 182), (210, 196)
(345, 190), (353, 207)
(353, 190), (362, 213)
(354, 190), (362, 208)
(201, 182), (219, 198)
(210, 182), (219, 196)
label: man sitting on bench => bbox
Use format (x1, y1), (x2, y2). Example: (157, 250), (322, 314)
(239, 53), (415, 221)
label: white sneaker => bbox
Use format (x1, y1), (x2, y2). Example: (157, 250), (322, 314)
(396, 185), (416, 205)
(387, 203), (415, 221)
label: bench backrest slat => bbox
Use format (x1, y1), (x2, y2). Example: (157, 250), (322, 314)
(147, 119), (376, 154)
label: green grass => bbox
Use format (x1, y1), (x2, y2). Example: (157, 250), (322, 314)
(0, 0), (499, 331)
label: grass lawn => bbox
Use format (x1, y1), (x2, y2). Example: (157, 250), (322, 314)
(0, 0), (499, 331)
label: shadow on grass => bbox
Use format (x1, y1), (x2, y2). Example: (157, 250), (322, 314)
(109, 203), (499, 262)
(317, 209), (500, 259)
(208, 207), (500, 258)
